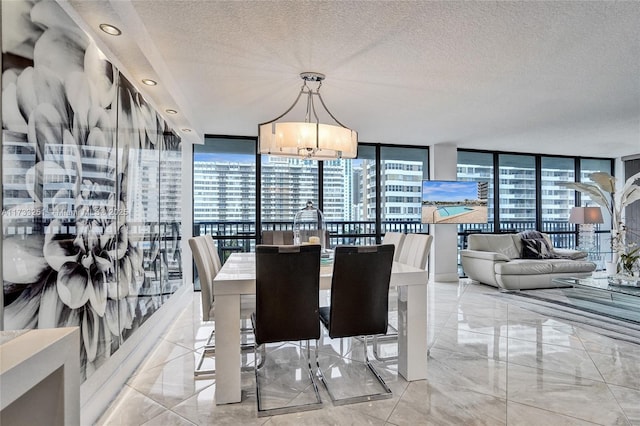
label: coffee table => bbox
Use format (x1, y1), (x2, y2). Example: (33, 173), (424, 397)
(551, 274), (640, 324)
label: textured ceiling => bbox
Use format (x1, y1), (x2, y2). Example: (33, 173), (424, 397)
(65, 0), (640, 158)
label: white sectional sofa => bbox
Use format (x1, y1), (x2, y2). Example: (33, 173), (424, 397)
(461, 233), (597, 290)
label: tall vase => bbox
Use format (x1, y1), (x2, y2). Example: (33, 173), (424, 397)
(606, 252), (619, 276)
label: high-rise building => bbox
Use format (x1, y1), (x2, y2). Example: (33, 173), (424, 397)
(194, 154), (428, 225)
(193, 155), (353, 224)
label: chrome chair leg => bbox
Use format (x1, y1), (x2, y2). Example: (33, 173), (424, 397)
(363, 336), (392, 397)
(305, 340), (323, 407)
(195, 330), (216, 377)
(195, 329), (255, 378)
(316, 335), (393, 406)
(372, 316), (399, 362)
(255, 340), (323, 417)
(372, 332), (398, 362)
(194, 350), (216, 376)
(255, 342), (266, 369)
(314, 340), (334, 401)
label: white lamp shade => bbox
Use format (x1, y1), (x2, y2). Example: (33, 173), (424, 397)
(569, 206), (604, 224)
(259, 122), (357, 159)
(275, 122), (317, 150)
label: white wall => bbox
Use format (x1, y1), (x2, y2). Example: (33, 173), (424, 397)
(429, 143), (460, 282)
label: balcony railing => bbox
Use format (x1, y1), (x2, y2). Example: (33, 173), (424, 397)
(194, 219), (605, 265)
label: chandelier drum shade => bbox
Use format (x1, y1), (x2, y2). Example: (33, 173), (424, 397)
(258, 72), (357, 160)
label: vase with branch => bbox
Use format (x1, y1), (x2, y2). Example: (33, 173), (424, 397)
(561, 171), (640, 276)
(618, 244), (639, 275)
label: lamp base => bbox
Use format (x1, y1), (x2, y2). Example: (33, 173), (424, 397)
(577, 223), (596, 251)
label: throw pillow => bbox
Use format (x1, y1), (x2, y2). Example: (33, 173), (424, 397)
(521, 238), (544, 259)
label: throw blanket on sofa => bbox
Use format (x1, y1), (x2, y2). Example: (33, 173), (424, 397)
(518, 230), (570, 259)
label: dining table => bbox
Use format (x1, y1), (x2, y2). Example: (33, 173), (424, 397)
(212, 252), (429, 405)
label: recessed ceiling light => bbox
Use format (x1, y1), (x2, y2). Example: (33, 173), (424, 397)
(142, 79), (157, 86)
(182, 128), (192, 133)
(166, 109), (178, 114)
(99, 23), (121, 36)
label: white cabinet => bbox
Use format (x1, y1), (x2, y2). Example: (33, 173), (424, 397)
(1, 328), (80, 426)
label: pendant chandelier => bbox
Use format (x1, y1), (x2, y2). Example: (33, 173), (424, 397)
(258, 72), (357, 160)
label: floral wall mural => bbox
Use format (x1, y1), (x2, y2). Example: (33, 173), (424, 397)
(2, 0), (183, 380)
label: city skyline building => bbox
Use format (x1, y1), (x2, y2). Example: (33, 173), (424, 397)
(195, 155), (584, 225)
(193, 155), (428, 225)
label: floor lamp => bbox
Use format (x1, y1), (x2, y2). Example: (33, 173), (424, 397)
(569, 206), (604, 251)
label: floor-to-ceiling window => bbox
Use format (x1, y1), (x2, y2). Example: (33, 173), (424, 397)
(541, 156), (576, 247)
(193, 138), (429, 254)
(261, 157), (319, 223)
(580, 158), (616, 254)
(457, 151), (495, 253)
(322, 145), (378, 245)
(458, 150), (614, 247)
(498, 154), (537, 232)
(194, 141), (614, 278)
(380, 146), (429, 235)
(193, 137), (256, 258)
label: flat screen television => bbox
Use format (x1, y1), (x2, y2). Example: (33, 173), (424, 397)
(421, 180), (488, 224)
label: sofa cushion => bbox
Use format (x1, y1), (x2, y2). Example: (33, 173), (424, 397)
(467, 234), (521, 259)
(460, 250), (511, 262)
(552, 248), (588, 260)
(495, 260), (553, 275)
(547, 259), (597, 273)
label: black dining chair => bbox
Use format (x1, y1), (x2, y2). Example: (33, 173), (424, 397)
(317, 244), (395, 405)
(252, 244), (323, 416)
(261, 230), (295, 245)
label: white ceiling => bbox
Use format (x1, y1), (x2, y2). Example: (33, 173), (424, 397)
(65, 0), (640, 158)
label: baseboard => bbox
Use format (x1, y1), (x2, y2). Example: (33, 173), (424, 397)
(80, 284), (192, 425)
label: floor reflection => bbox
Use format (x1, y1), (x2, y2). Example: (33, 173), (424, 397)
(98, 279), (640, 425)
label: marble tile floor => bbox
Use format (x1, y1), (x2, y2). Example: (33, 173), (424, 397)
(98, 280), (640, 425)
